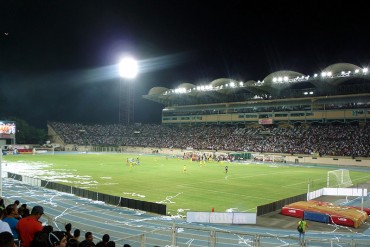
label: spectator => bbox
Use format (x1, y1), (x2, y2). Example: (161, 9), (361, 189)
(48, 231), (67, 247)
(13, 201), (20, 219)
(22, 208), (30, 218)
(3, 204), (19, 240)
(0, 231), (16, 247)
(0, 198), (5, 210)
(64, 223), (73, 242)
(30, 231), (48, 247)
(16, 205), (44, 247)
(42, 225), (54, 235)
(78, 231), (94, 247)
(18, 204), (28, 219)
(95, 234), (109, 247)
(0, 209), (12, 235)
(106, 241), (115, 247)
(68, 229), (80, 247)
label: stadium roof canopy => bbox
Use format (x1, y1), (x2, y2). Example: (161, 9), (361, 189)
(143, 62), (370, 106)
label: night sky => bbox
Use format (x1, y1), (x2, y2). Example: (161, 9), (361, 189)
(1, 0), (369, 128)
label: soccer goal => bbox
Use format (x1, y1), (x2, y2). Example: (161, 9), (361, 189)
(327, 169), (353, 188)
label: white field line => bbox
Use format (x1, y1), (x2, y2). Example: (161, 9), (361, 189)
(178, 169), (303, 188)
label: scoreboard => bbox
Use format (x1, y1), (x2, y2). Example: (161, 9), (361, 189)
(0, 121), (16, 139)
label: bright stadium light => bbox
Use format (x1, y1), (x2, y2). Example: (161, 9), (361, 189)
(0, 149), (2, 197)
(118, 56), (139, 124)
(119, 57), (138, 79)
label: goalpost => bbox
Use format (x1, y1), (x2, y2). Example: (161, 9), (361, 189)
(327, 169), (353, 188)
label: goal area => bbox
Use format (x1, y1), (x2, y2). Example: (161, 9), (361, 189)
(327, 169), (353, 188)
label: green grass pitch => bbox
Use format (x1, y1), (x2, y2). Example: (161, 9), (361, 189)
(3, 153), (370, 215)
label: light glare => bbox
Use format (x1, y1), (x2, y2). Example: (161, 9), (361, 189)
(119, 57), (138, 79)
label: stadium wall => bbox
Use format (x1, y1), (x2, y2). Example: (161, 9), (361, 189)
(284, 155), (370, 167)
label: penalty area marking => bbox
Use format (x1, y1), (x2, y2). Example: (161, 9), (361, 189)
(282, 178), (322, 188)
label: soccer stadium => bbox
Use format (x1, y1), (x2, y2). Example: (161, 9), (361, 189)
(1, 62), (370, 246)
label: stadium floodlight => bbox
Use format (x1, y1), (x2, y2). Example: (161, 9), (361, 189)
(363, 68), (368, 74)
(118, 56), (139, 124)
(119, 57), (138, 79)
(355, 69), (360, 74)
(0, 149), (2, 196)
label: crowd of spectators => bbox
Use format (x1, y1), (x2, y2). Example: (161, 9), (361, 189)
(49, 122), (370, 157)
(0, 199), (130, 246)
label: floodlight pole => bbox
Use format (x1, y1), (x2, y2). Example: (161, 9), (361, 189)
(0, 148), (2, 197)
(118, 78), (122, 123)
(118, 56), (138, 125)
(118, 78), (135, 125)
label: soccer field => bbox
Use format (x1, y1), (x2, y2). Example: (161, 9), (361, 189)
(3, 152), (370, 215)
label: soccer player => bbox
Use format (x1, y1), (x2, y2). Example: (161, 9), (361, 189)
(183, 164), (187, 173)
(225, 165), (228, 173)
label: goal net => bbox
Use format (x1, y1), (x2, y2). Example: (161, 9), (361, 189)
(327, 169), (353, 188)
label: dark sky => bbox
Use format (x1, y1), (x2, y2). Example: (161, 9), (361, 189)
(1, 0), (369, 128)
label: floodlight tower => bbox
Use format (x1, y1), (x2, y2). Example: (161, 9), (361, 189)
(118, 57), (138, 125)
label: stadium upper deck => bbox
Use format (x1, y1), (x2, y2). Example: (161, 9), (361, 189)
(143, 62), (370, 125)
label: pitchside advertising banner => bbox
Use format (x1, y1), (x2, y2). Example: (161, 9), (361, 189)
(0, 121), (16, 139)
(258, 118), (273, 125)
(186, 212), (257, 224)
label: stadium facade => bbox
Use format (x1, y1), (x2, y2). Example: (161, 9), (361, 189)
(143, 62), (370, 126)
